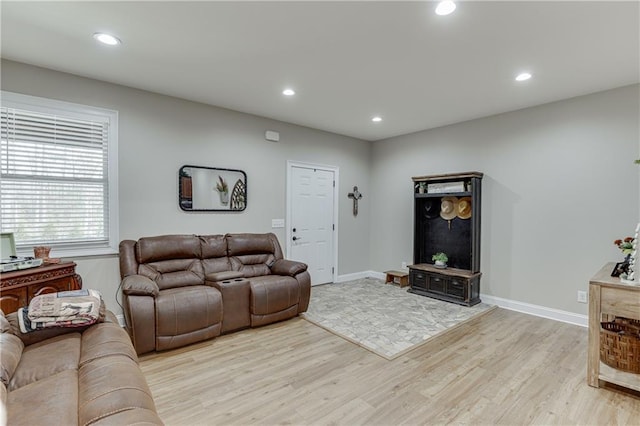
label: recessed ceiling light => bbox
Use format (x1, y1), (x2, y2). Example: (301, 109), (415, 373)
(515, 72), (532, 82)
(435, 0), (456, 16)
(372, 116), (382, 122)
(282, 89), (295, 96)
(93, 32), (121, 46)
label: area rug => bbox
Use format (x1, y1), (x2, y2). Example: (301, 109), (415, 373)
(302, 277), (496, 360)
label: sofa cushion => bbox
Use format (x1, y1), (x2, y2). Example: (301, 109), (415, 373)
(227, 233), (286, 278)
(139, 260), (204, 290)
(136, 234), (201, 263)
(0, 334), (23, 387)
(9, 333), (81, 391)
(156, 286), (223, 338)
(202, 257), (232, 276)
(80, 322), (138, 367)
(78, 356), (157, 426)
(227, 233), (277, 256)
(7, 369), (78, 426)
(200, 235), (227, 258)
(249, 275), (300, 315)
(229, 255), (273, 278)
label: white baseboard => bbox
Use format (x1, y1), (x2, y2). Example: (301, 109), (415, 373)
(336, 270), (386, 282)
(339, 270), (588, 328)
(479, 294), (588, 328)
(116, 314), (125, 327)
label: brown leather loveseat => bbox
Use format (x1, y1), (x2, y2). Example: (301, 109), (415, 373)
(119, 233), (311, 355)
(0, 309), (163, 425)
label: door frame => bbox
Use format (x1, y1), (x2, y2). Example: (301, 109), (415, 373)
(286, 160), (339, 284)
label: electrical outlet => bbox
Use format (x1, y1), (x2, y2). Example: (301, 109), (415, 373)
(577, 290), (587, 304)
(401, 261), (407, 269)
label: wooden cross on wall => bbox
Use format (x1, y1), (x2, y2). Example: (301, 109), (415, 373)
(348, 186), (363, 216)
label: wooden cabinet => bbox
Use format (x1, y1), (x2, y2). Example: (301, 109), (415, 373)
(0, 262), (82, 314)
(588, 263), (640, 392)
(409, 172), (483, 306)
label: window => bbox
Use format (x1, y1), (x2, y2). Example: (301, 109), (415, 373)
(1, 91), (118, 257)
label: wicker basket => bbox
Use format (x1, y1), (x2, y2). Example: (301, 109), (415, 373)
(600, 318), (640, 374)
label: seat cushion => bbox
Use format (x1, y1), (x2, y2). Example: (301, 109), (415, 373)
(8, 369), (78, 426)
(78, 355), (158, 426)
(0, 333), (23, 387)
(9, 333), (81, 391)
(156, 286), (222, 338)
(250, 275), (300, 315)
(80, 322), (138, 366)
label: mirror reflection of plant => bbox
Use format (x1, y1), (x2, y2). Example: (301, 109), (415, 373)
(215, 176), (228, 193)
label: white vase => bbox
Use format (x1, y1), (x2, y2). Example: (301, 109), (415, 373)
(219, 191), (229, 205)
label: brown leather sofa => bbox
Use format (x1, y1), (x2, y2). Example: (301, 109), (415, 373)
(0, 309), (163, 425)
(119, 233), (311, 355)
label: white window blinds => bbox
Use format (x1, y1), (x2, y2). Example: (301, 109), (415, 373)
(0, 92), (118, 255)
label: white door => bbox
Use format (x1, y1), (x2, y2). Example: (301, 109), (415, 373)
(288, 164), (336, 285)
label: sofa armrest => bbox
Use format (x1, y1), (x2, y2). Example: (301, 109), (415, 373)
(270, 259), (308, 277)
(122, 275), (159, 297)
(123, 295), (156, 356)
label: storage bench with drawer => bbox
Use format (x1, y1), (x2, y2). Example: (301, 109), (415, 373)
(408, 264), (481, 306)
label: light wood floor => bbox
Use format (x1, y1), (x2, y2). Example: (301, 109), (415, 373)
(139, 308), (639, 425)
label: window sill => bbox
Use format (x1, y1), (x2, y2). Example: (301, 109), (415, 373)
(16, 246), (119, 260)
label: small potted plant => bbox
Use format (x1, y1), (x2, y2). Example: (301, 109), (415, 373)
(415, 182), (427, 194)
(432, 252), (448, 268)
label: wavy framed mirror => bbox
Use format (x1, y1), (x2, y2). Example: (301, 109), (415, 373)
(179, 165), (247, 212)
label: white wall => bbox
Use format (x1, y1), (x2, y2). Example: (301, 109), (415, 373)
(370, 85), (640, 315)
(2, 59), (638, 318)
(1, 59), (371, 315)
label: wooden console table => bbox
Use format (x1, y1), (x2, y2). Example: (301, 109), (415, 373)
(0, 262), (82, 314)
(588, 262), (640, 392)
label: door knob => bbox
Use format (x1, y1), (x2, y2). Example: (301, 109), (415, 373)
(293, 236), (301, 241)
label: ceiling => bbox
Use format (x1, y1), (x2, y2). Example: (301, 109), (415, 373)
(1, 1), (638, 141)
